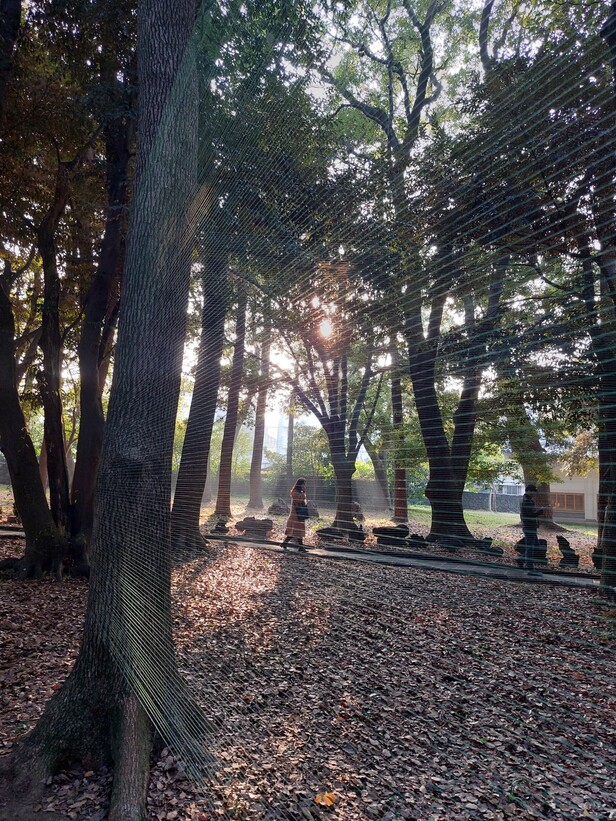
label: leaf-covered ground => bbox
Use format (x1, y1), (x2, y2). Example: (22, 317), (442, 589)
(1, 534), (615, 820)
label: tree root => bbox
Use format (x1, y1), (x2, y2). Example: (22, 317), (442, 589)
(108, 694), (153, 821)
(0, 556), (21, 573)
(0, 534), (89, 581)
(2, 655), (153, 820)
(171, 529), (210, 564)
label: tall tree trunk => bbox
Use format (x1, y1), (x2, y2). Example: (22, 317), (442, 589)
(576, 249), (616, 586)
(0, 0), (21, 123)
(332, 456), (355, 529)
(214, 280), (247, 519)
(597, 373), (616, 590)
(171, 249), (229, 552)
(586, 164), (616, 589)
(4, 2), (204, 817)
(247, 313), (271, 509)
(37, 164), (71, 537)
(404, 258), (504, 542)
(38, 440), (48, 490)
(391, 349), (407, 521)
(601, 3), (616, 100)
(597, 402), (611, 570)
(286, 394), (295, 483)
(407, 342), (475, 541)
(71, 111), (131, 543)
(0, 269), (63, 578)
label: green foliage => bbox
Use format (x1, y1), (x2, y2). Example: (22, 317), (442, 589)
(560, 431), (599, 479)
(406, 462), (430, 502)
(466, 441), (520, 489)
(290, 422), (334, 479)
(354, 459), (375, 480)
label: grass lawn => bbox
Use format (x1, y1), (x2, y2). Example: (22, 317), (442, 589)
(200, 496), (521, 530)
(563, 521), (599, 536)
(406, 503), (519, 529)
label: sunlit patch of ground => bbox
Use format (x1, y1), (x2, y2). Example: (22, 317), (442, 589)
(169, 544), (615, 820)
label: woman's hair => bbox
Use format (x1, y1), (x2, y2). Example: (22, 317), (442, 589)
(292, 477), (306, 491)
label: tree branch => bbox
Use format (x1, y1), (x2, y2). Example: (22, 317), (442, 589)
(356, 372), (384, 458)
(400, 0), (442, 153)
(349, 341), (375, 447)
(479, 0), (496, 73)
(321, 67), (400, 151)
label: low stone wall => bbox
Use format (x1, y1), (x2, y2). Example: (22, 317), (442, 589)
(495, 494), (522, 514)
(461, 491), (522, 515)
(462, 491), (490, 511)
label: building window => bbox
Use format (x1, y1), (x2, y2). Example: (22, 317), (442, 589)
(496, 484), (523, 495)
(551, 492), (584, 513)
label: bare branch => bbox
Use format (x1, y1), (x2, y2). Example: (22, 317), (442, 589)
(349, 341), (375, 446)
(321, 67), (400, 151)
(493, 3), (522, 61)
(278, 324), (329, 418)
(479, 0), (496, 73)
(400, 0), (442, 153)
(289, 377), (327, 425)
(356, 372), (385, 458)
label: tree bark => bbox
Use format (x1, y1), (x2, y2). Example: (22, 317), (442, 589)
(390, 350), (407, 521)
(3, 0), (204, 814)
(214, 280), (247, 519)
(601, 2), (616, 97)
(0, 269), (63, 578)
(586, 164), (616, 589)
(247, 313), (271, 509)
(332, 456), (355, 529)
(171, 248), (229, 551)
(404, 256), (504, 542)
(597, 374), (616, 590)
(286, 394), (295, 482)
(290, 328), (376, 533)
(37, 163), (71, 537)
(406, 340), (475, 541)
(71, 110), (131, 543)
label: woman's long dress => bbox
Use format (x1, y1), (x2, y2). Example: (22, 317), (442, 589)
(285, 488), (306, 538)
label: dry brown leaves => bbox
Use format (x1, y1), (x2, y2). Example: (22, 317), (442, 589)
(1, 537), (614, 820)
(0, 541), (88, 759)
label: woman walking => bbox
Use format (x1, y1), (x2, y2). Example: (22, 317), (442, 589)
(282, 477), (308, 551)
